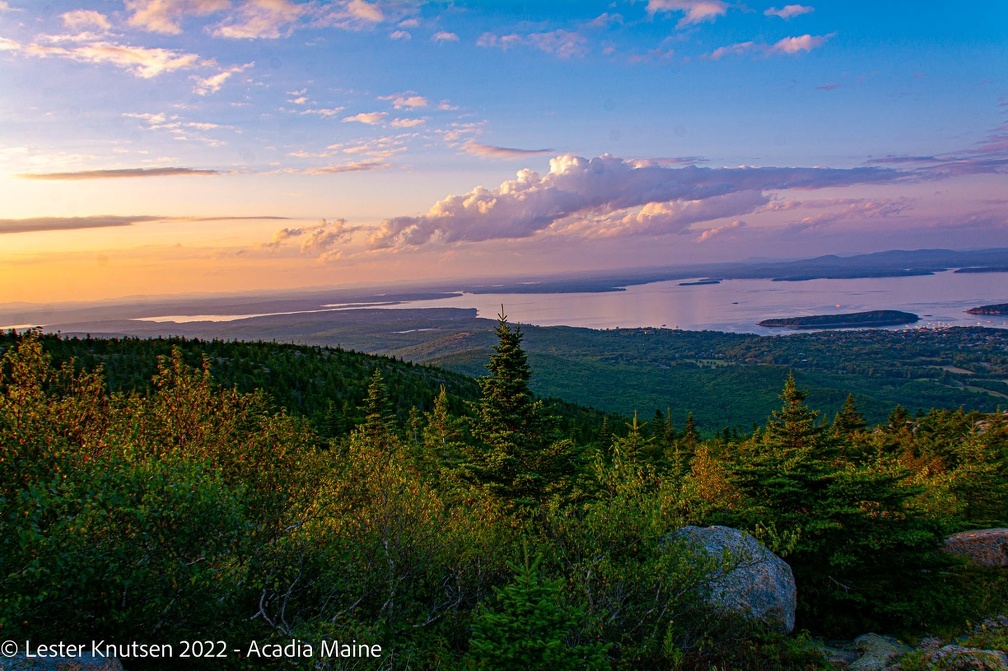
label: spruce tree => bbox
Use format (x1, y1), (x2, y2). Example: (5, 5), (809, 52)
(468, 547), (609, 671)
(467, 311), (574, 510)
(832, 393), (867, 438)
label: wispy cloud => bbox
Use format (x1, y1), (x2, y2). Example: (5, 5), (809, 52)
(389, 30), (411, 40)
(18, 167), (220, 180)
(194, 61), (253, 95)
(0, 215), (162, 234)
(647, 0), (729, 28)
(61, 9), (112, 32)
(368, 154), (902, 249)
(765, 5), (814, 19)
(463, 142), (554, 159)
(213, 0), (304, 39)
(380, 93), (428, 109)
(708, 33), (832, 59)
(23, 39), (205, 78)
(391, 118), (425, 128)
(343, 111), (388, 125)
(478, 30), (589, 59)
(303, 160), (387, 174)
(770, 33), (831, 55)
(432, 31), (459, 43)
(126, 0), (230, 35)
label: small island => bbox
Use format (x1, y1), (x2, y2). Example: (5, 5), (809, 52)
(966, 303), (1008, 315)
(759, 310), (920, 329)
(678, 278), (722, 286)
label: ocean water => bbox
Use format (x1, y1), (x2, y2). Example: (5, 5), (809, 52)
(383, 270), (1008, 333)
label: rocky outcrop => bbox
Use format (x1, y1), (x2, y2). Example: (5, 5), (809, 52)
(848, 633), (910, 671)
(944, 528), (1008, 567)
(673, 525), (796, 633)
(923, 645), (1008, 670)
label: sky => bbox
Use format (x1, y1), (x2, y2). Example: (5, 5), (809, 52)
(1, 0), (1007, 304)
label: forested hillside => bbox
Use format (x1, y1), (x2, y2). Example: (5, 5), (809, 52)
(47, 307), (1008, 433)
(1, 326), (1006, 670)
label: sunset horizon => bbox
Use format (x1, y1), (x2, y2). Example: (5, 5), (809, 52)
(2, 0), (1007, 304)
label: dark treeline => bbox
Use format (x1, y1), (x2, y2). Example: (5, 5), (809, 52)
(1, 324), (1006, 670)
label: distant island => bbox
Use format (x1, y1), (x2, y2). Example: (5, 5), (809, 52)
(678, 278), (721, 286)
(759, 310), (920, 329)
(954, 267), (1008, 274)
(966, 303), (1008, 315)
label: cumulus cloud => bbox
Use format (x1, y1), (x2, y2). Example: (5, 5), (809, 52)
(432, 31), (459, 43)
(194, 61), (253, 94)
(368, 153), (902, 249)
(213, 0), (304, 39)
(647, 0), (728, 28)
(765, 4), (814, 19)
(343, 111), (387, 125)
(697, 219), (746, 242)
(264, 218), (359, 256)
(463, 142), (554, 159)
(61, 10), (112, 32)
(18, 167), (220, 180)
(126, 0), (230, 35)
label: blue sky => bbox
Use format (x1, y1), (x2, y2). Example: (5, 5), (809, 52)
(1, 0), (1006, 302)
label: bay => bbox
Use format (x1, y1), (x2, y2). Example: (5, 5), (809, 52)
(385, 270), (1008, 333)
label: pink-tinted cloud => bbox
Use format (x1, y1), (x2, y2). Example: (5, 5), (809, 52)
(770, 33), (831, 54)
(194, 61), (253, 95)
(126, 0), (229, 35)
(213, 0), (304, 39)
(368, 153), (902, 249)
(0, 215), (163, 234)
(19, 167), (219, 180)
(61, 10), (112, 32)
(708, 33), (832, 59)
(647, 0), (728, 28)
(380, 93), (428, 109)
(697, 219), (746, 242)
(264, 218), (359, 255)
(343, 111), (388, 125)
(391, 118), (425, 128)
(23, 39), (204, 78)
(432, 31), (459, 43)
(389, 30), (411, 40)
(345, 0), (383, 23)
(765, 5), (814, 19)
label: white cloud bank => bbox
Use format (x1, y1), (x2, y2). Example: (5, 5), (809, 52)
(368, 154), (902, 249)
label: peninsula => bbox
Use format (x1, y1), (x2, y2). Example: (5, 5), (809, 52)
(758, 310), (920, 329)
(966, 303), (1008, 315)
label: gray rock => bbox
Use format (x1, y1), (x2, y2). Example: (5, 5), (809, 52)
(944, 529), (1008, 567)
(924, 645), (1008, 670)
(849, 633), (910, 671)
(673, 525), (796, 633)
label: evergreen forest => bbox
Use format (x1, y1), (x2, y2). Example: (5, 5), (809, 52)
(1, 323), (1006, 670)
